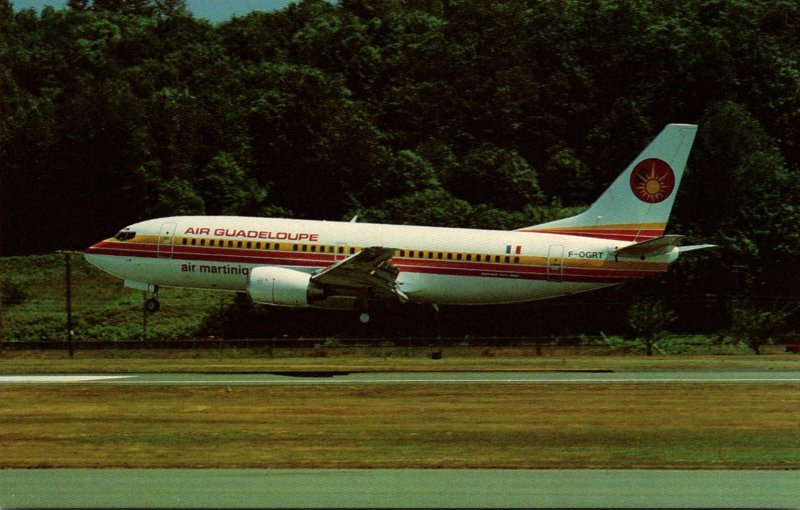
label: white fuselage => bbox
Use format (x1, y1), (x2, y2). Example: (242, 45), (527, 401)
(85, 216), (676, 306)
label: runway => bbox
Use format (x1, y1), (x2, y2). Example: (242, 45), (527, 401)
(1, 370), (799, 385)
(2, 468), (799, 508)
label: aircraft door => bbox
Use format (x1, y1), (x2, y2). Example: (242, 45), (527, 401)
(157, 222), (178, 258)
(547, 244), (564, 282)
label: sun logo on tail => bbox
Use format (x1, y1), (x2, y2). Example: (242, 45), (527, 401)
(630, 158), (675, 203)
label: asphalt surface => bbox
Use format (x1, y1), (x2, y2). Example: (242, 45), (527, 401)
(3, 468), (800, 508)
(2, 370), (800, 385)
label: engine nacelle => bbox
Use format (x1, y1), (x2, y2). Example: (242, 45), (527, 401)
(247, 267), (324, 307)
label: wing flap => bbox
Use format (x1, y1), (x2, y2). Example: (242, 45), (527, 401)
(311, 246), (406, 301)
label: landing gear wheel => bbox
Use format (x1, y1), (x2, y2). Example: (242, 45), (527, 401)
(359, 312), (371, 324)
(144, 297), (161, 313)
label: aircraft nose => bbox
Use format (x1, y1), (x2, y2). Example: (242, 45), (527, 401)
(84, 247), (101, 268)
(85, 239), (104, 256)
(84, 241), (111, 271)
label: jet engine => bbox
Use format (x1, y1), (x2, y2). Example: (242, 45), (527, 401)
(247, 267), (324, 307)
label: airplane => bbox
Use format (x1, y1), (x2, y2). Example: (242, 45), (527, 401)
(85, 123), (713, 323)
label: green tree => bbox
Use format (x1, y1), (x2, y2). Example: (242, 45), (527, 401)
(627, 298), (677, 356)
(726, 302), (796, 355)
(364, 149), (440, 203)
(365, 188), (473, 228)
(195, 152), (267, 216)
(89, 0), (188, 17)
(445, 144), (544, 210)
(678, 101), (797, 299)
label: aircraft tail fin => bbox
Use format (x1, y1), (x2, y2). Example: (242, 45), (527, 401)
(518, 124), (698, 242)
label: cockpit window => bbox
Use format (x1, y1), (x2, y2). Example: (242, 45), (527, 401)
(114, 231), (136, 241)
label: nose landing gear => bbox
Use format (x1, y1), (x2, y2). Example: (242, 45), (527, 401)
(143, 287), (160, 313)
(144, 297), (161, 313)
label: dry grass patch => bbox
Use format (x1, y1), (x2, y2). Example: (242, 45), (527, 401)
(2, 383), (799, 469)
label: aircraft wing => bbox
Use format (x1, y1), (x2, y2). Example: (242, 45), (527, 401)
(311, 247), (408, 302)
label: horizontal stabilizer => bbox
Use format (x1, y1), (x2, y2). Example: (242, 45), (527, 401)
(615, 235), (685, 258)
(678, 244), (717, 253)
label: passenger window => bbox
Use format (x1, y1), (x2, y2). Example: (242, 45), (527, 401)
(191, 239), (197, 246)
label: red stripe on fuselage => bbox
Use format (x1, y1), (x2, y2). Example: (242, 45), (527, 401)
(87, 242), (665, 284)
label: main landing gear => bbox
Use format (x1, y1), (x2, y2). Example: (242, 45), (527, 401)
(431, 303), (443, 360)
(355, 298), (371, 323)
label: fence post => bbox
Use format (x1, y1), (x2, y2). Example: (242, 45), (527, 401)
(142, 291), (148, 341)
(0, 282), (4, 349)
(57, 251), (76, 358)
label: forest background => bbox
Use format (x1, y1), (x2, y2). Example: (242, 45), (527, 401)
(1, 0), (799, 344)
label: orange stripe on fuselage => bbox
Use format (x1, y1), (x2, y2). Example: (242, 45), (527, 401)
(87, 236), (669, 284)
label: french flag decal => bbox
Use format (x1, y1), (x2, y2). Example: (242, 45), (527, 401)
(505, 245), (522, 254)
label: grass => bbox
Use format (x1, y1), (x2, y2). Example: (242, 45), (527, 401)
(1, 254), (791, 356)
(1, 254), (230, 342)
(1, 383), (798, 469)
